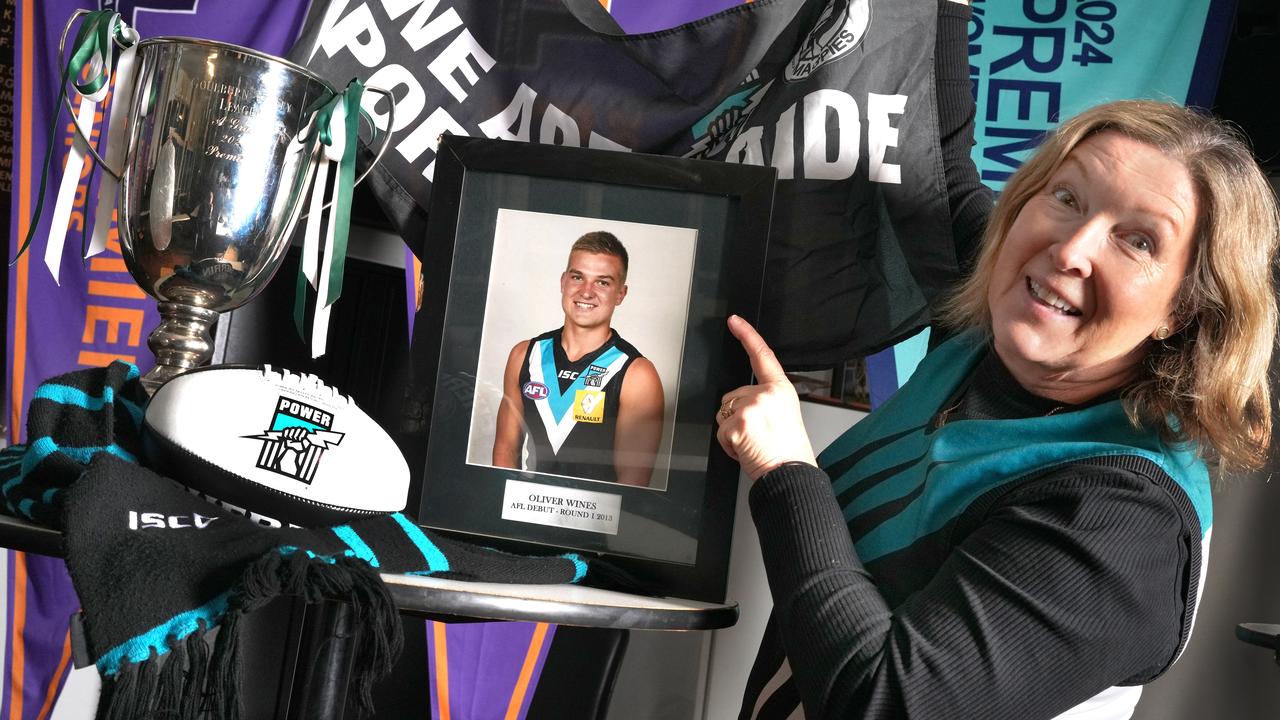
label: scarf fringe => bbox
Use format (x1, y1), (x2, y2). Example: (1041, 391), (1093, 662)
(100, 629), (211, 719)
(101, 647), (159, 719)
(99, 549), (403, 719)
(209, 609), (243, 719)
(154, 636), (183, 710)
(184, 623), (211, 719)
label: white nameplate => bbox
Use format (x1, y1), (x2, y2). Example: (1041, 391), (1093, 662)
(501, 479), (622, 535)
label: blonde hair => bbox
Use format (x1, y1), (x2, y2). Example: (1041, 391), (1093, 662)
(570, 231), (629, 280)
(939, 100), (1279, 470)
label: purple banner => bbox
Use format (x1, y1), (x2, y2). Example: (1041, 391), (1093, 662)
(607, 0), (746, 34)
(427, 621), (556, 720)
(2, 552), (79, 720)
(5, 0), (310, 443)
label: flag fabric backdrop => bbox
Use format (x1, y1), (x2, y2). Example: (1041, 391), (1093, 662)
(4, 3), (309, 718)
(0, 0), (14, 410)
(293, 0), (956, 368)
(605, 0), (746, 35)
(426, 621), (556, 720)
(967, 0), (1233, 191)
(1, 551), (80, 720)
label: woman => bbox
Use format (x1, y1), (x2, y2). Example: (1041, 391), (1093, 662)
(717, 100), (1279, 720)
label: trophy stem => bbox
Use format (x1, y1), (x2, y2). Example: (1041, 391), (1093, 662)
(141, 295), (221, 395)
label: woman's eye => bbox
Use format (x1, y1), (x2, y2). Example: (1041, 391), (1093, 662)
(1123, 233), (1153, 253)
(1052, 187), (1077, 207)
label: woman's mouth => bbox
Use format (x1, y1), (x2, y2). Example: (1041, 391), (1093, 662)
(1027, 278), (1081, 316)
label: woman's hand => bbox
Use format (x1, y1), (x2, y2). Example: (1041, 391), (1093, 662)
(716, 315), (818, 481)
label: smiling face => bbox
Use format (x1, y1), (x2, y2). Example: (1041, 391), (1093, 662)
(560, 250), (628, 331)
(986, 131), (1200, 402)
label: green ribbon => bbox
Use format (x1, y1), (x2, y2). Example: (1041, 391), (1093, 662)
(325, 78), (364, 307)
(293, 240), (310, 340)
(12, 11), (135, 264)
(293, 79), (368, 345)
(68, 11), (120, 97)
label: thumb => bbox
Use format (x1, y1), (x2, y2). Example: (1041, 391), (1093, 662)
(728, 315), (787, 384)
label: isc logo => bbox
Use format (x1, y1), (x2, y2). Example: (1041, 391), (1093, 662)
(522, 381), (549, 400)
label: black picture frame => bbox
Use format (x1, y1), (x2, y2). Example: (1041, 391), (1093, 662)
(403, 135), (774, 603)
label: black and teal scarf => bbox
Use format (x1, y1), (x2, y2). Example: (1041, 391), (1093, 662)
(0, 362), (586, 719)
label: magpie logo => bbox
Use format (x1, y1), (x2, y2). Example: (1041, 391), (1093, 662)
(244, 397), (345, 485)
(784, 0), (872, 81)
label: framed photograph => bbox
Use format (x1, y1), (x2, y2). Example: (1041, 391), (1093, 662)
(406, 135), (774, 602)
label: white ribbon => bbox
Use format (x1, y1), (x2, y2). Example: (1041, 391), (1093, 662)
(44, 14), (134, 281)
(301, 145), (327, 290)
(88, 40), (137, 257)
(45, 95), (97, 285)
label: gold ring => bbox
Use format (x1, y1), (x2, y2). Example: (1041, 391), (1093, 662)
(718, 397), (736, 420)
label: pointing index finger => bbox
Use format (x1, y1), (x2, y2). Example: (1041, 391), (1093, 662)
(728, 315), (788, 384)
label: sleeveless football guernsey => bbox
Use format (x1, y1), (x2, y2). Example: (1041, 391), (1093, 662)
(517, 328), (642, 482)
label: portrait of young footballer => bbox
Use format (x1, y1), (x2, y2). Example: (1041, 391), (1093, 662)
(464, 210), (697, 491)
(493, 231), (664, 486)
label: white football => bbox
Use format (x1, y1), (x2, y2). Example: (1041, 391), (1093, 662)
(143, 365), (409, 527)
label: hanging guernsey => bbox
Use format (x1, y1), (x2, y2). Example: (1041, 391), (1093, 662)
(289, 0), (952, 366)
(518, 328), (642, 482)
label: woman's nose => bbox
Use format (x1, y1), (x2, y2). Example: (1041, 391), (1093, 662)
(1048, 220), (1104, 277)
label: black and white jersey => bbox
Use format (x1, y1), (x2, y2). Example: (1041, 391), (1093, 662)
(517, 328), (642, 483)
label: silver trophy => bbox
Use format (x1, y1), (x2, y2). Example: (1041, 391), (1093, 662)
(66, 16), (392, 394)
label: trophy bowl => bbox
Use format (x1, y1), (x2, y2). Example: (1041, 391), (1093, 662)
(114, 37), (336, 393)
(61, 31), (398, 394)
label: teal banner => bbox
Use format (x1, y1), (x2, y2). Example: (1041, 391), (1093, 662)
(967, 0), (1230, 190)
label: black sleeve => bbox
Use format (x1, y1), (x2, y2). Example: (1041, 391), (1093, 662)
(749, 461), (1193, 720)
(936, 0), (994, 275)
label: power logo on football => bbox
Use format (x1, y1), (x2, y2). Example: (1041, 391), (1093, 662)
(244, 396), (346, 484)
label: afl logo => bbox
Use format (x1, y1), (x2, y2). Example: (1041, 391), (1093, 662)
(522, 382), (549, 400)
(785, 0), (871, 82)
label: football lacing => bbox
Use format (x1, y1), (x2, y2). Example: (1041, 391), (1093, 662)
(260, 364), (351, 404)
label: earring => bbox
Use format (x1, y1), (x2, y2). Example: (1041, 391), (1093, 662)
(1153, 326), (1171, 341)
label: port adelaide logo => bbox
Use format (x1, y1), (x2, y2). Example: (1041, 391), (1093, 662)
(244, 397), (345, 484)
(583, 364), (608, 388)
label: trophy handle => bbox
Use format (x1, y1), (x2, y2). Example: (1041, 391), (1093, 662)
(297, 85), (397, 219)
(354, 85), (396, 187)
(58, 9), (133, 181)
